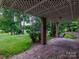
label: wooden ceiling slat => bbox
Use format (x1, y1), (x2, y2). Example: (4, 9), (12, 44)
(72, 0), (77, 18)
(10, 0), (19, 9)
(16, 0), (21, 10)
(38, 4), (68, 17)
(33, 0), (67, 16)
(67, 0), (73, 19)
(57, 1), (71, 18)
(25, 0), (47, 12)
(43, 6), (68, 18)
(51, 0), (64, 17)
(10, 0), (16, 8)
(2, 0), (8, 6)
(1, 0), (79, 20)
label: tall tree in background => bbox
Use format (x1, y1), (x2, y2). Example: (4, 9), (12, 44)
(0, 7), (24, 35)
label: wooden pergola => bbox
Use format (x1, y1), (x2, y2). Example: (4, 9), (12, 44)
(0, 0), (79, 44)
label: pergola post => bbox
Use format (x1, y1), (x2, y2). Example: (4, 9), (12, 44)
(0, 0), (2, 5)
(40, 17), (46, 45)
(55, 22), (59, 37)
(52, 22), (56, 37)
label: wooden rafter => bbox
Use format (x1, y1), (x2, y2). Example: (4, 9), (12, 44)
(34, 0), (66, 16)
(1, 0), (79, 20)
(25, 0), (47, 12)
(38, 5), (68, 17)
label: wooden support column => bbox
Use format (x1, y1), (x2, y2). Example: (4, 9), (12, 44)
(55, 22), (59, 37)
(40, 17), (46, 45)
(78, 20), (79, 32)
(52, 22), (56, 37)
(0, 0), (2, 6)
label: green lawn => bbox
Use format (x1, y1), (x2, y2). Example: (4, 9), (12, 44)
(0, 33), (31, 57)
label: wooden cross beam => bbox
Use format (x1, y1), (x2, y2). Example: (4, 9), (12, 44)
(25, 0), (47, 12)
(34, 0), (66, 16)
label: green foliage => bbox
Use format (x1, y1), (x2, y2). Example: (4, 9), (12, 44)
(70, 21), (79, 32)
(0, 7), (26, 34)
(59, 20), (79, 34)
(0, 7), (16, 33)
(64, 34), (76, 39)
(59, 22), (68, 33)
(26, 17), (41, 42)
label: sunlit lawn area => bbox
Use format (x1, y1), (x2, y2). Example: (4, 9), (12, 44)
(0, 33), (31, 57)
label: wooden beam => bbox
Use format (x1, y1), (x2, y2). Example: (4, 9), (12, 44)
(51, 21), (59, 38)
(34, 1), (66, 15)
(25, 0), (47, 12)
(40, 17), (46, 45)
(38, 5), (68, 17)
(10, 0), (17, 8)
(52, 22), (56, 37)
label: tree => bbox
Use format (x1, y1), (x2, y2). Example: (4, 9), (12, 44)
(0, 7), (23, 34)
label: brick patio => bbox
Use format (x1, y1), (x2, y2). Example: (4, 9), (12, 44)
(9, 38), (79, 59)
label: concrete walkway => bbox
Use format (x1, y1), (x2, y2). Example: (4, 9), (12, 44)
(9, 38), (79, 59)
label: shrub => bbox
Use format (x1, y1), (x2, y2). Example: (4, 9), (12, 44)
(64, 34), (76, 39)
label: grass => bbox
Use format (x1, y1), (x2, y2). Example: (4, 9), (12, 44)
(0, 32), (52, 58)
(0, 33), (31, 57)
